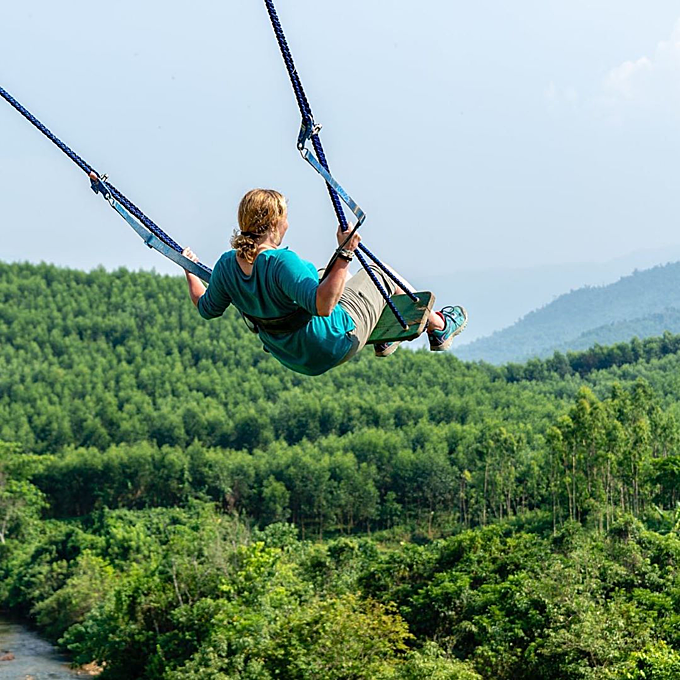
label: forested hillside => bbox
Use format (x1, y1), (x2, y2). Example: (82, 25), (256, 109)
(551, 309), (680, 355)
(456, 261), (680, 364)
(1, 261), (679, 679)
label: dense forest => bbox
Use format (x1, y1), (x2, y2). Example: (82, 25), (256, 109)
(1, 261), (679, 679)
(456, 261), (680, 364)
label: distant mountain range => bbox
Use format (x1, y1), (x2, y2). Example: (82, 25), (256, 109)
(414, 245), (680, 345)
(453, 261), (680, 364)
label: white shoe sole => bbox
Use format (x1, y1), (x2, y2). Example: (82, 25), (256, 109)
(375, 341), (402, 357)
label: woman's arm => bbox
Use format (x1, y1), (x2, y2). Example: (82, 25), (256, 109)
(315, 226), (361, 316)
(315, 258), (351, 316)
(182, 247), (206, 307)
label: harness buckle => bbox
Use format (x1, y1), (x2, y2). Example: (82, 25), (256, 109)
(296, 118), (322, 150)
(89, 171), (110, 200)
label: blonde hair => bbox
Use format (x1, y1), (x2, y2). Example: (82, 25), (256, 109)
(231, 189), (287, 264)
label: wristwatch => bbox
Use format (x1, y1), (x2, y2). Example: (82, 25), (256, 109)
(336, 247), (354, 262)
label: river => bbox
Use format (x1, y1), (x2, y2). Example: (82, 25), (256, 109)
(0, 617), (94, 679)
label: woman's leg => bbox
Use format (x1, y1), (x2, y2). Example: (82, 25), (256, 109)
(337, 265), (397, 355)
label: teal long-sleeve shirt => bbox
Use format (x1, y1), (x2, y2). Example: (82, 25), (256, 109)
(197, 248), (355, 376)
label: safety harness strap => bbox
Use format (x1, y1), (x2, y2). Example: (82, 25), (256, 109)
(242, 307), (312, 335)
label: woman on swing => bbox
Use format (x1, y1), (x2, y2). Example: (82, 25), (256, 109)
(182, 189), (467, 376)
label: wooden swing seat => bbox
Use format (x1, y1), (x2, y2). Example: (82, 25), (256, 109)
(367, 291), (435, 344)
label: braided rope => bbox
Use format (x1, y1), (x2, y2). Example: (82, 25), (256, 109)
(262, 0), (418, 326)
(0, 85), (212, 276)
(262, 1), (314, 126)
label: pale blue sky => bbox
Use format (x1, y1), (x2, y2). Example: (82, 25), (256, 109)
(2, 1), (680, 289)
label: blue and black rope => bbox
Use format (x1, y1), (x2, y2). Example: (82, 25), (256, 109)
(0, 85), (212, 277)
(262, 0), (418, 328)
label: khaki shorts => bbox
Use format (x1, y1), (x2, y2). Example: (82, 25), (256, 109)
(335, 265), (398, 364)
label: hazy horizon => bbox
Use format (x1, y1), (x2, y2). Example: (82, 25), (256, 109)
(3, 1), (680, 342)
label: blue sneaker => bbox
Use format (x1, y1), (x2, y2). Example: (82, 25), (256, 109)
(428, 305), (468, 351)
(374, 341), (401, 357)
